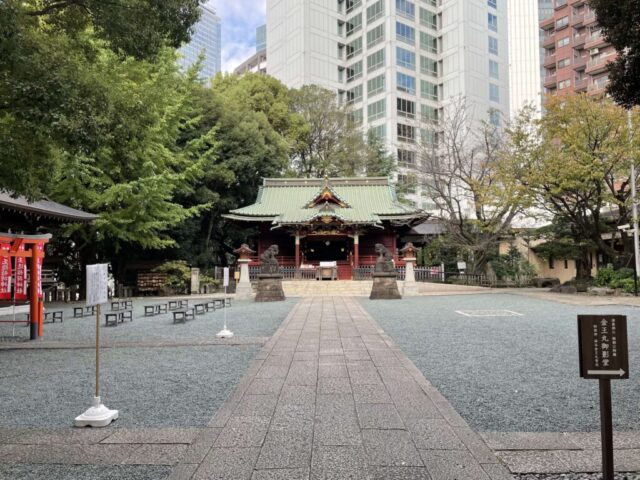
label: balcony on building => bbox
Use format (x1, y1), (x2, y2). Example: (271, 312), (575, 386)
(585, 33), (607, 50)
(543, 33), (556, 48)
(543, 53), (557, 68)
(570, 0), (586, 6)
(574, 77), (589, 92)
(587, 80), (608, 96)
(572, 53), (587, 70)
(584, 10), (597, 27)
(541, 16), (556, 31)
(572, 12), (585, 27)
(544, 73), (558, 88)
(586, 53), (617, 75)
(573, 32), (587, 48)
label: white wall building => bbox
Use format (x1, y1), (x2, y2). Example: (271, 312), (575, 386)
(267, 0), (510, 209)
(507, 0), (542, 117)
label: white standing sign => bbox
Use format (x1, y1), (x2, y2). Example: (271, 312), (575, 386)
(86, 264), (109, 306)
(223, 267), (230, 287)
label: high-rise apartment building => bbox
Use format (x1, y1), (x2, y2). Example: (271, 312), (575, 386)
(178, 4), (221, 80)
(540, 0), (615, 100)
(266, 0), (510, 206)
(508, 1), (542, 116)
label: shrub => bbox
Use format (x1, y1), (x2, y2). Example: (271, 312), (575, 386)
(152, 260), (191, 293)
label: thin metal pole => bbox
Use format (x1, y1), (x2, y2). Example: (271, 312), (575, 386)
(223, 286), (227, 330)
(96, 303), (100, 398)
(629, 111), (640, 296)
(599, 379), (614, 480)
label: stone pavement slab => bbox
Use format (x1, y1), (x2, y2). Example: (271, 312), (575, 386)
(170, 297), (510, 479)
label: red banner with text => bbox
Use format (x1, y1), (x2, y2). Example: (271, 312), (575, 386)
(14, 245), (27, 301)
(0, 243), (11, 300)
(37, 243), (44, 298)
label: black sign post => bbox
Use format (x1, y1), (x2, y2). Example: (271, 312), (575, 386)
(578, 315), (629, 480)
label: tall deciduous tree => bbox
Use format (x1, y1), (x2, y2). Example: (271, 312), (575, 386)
(288, 85), (370, 178)
(417, 100), (533, 274)
(525, 94), (638, 278)
(589, 0), (640, 108)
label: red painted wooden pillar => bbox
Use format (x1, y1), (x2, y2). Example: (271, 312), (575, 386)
(29, 246), (39, 340)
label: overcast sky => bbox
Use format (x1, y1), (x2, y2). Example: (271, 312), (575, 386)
(209, 0), (267, 72)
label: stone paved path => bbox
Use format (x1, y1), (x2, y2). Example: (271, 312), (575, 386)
(170, 297), (513, 480)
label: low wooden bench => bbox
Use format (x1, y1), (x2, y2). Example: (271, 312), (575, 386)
(204, 301), (216, 312)
(144, 303), (169, 317)
(194, 304), (206, 315)
(111, 300), (133, 311)
(28, 310), (64, 324)
(213, 298), (232, 309)
(172, 308), (194, 324)
(157, 304), (168, 314)
(105, 312), (119, 327)
(74, 306), (97, 318)
(119, 310), (133, 322)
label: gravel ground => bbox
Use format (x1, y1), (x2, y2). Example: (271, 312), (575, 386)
(517, 475), (640, 480)
(360, 293), (640, 432)
(0, 465), (170, 480)
(0, 344), (259, 428)
(0, 298), (297, 343)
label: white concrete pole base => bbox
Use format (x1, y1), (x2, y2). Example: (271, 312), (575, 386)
(216, 328), (234, 338)
(74, 396), (119, 427)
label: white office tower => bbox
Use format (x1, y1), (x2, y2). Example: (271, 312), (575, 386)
(507, 0), (542, 117)
(267, 0), (510, 207)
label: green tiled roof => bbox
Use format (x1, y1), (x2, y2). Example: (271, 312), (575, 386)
(226, 178), (424, 227)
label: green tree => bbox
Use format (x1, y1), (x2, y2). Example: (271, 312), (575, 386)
(525, 94), (638, 279)
(589, 0), (640, 108)
(288, 85), (370, 177)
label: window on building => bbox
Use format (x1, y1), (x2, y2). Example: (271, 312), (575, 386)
(346, 13), (362, 36)
(488, 36), (498, 55)
(488, 108), (501, 126)
(367, 24), (385, 48)
(397, 149), (417, 167)
(564, 258), (569, 269)
(368, 99), (386, 121)
(397, 72), (416, 94)
(397, 173), (417, 193)
(397, 123), (416, 142)
(367, 74), (385, 96)
(396, 21), (415, 45)
(397, 98), (416, 118)
(396, 0), (415, 19)
(346, 84), (363, 103)
(420, 80), (438, 100)
(366, 0), (384, 23)
(558, 79), (571, 89)
(421, 128), (438, 147)
(488, 0), (497, 8)
(557, 36), (570, 47)
(557, 57), (571, 68)
(420, 56), (438, 77)
(346, 60), (363, 82)
(346, 0), (361, 14)
(419, 8), (437, 29)
(369, 124), (386, 139)
(548, 256), (555, 269)
(396, 47), (416, 70)
(489, 83), (499, 102)
(556, 0), (567, 7)
(367, 48), (385, 72)
(556, 16), (569, 29)
(489, 60), (499, 79)
(488, 13), (498, 32)
(346, 37), (362, 59)
(421, 105), (438, 124)
(348, 108), (363, 124)
(420, 32), (438, 54)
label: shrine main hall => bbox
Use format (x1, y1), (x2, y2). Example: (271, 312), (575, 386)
(224, 177), (426, 279)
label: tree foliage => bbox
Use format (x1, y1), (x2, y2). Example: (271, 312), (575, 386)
(524, 94), (638, 278)
(589, 0), (640, 108)
(417, 99), (534, 274)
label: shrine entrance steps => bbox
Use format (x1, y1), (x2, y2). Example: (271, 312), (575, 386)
(281, 280), (373, 297)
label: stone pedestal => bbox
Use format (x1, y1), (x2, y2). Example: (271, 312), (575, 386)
(402, 258), (419, 296)
(235, 259), (254, 299)
(255, 274), (285, 302)
(370, 272), (402, 300)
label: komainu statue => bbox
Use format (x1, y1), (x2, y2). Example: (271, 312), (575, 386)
(374, 243), (395, 273)
(260, 245), (280, 274)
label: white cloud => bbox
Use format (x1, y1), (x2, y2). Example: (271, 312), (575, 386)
(208, 0), (267, 73)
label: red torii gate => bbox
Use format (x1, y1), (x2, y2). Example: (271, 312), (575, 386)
(0, 232), (51, 340)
